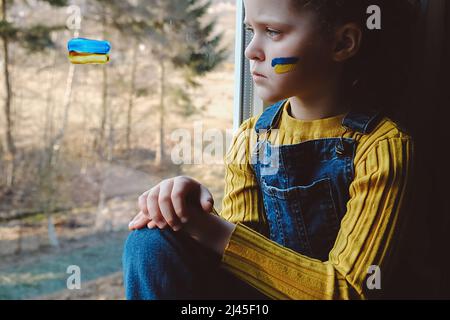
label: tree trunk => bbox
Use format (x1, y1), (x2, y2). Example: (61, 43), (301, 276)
(126, 41), (138, 154)
(1, 0), (16, 189)
(95, 94), (115, 232)
(47, 214), (60, 248)
(155, 59), (165, 166)
(44, 30), (78, 248)
(97, 65), (108, 155)
(95, 9), (108, 156)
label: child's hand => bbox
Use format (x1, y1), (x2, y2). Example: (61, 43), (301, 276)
(128, 176), (214, 232)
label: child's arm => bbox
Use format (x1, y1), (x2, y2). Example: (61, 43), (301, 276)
(219, 135), (413, 299)
(219, 118), (270, 236)
(127, 119), (260, 233)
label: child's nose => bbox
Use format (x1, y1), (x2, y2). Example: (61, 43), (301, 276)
(245, 38), (265, 62)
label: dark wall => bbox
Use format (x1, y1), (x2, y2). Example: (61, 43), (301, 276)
(387, 0), (450, 299)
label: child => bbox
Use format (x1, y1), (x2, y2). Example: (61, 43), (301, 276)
(123, 0), (418, 299)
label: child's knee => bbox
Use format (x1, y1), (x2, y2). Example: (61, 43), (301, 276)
(122, 228), (173, 299)
(122, 227), (186, 269)
(123, 228), (166, 262)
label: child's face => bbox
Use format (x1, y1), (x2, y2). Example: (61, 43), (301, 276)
(244, 0), (339, 103)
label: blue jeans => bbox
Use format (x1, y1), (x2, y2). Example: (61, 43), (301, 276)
(122, 227), (270, 300)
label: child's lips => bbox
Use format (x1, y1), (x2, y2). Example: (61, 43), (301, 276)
(252, 71), (267, 79)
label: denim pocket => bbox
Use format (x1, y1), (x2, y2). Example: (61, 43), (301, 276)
(260, 177), (340, 261)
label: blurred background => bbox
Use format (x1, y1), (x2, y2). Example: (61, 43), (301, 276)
(0, 0), (236, 299)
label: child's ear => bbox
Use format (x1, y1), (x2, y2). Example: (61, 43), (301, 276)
(332, 23), (362, 62)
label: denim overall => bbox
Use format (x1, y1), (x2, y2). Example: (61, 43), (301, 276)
(252, 99), (382, 261)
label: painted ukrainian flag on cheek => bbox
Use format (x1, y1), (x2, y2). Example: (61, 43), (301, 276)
(68, 38), (111, 65)
(272, 57), (299, 74)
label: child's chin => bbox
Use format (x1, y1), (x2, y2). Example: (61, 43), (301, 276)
(256, 87), (286, 104)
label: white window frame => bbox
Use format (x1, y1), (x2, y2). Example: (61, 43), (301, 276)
(233, 0), (264, 130)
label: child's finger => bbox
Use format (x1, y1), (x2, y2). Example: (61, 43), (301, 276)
(147, 185), (167, 229)
(199, 184), (214, 213)
(147, 221), (156, 229)
(171, 177), (190, 223)
(129, 211), (150, 230)
(138, 190), (151, 214)
(128, 211), (143, 229)
(158, 179), (181, 231)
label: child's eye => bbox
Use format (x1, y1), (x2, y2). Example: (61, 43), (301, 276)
(245, 26), (254, 34)
(266, 28), (281, 37)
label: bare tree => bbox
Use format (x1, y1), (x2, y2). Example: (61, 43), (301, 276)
(0, 0), (68, 190)
(114, 0), (228, 166)
(1, 0), (16, 189)
(39, 27), (78, 248)
(125, 40), (139, 154)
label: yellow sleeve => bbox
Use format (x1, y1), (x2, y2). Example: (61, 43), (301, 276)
(219, 118), (269, 237)
(220, 136), (413, 300)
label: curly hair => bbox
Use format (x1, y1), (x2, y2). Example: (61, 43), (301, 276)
(291, 0), (422, 114)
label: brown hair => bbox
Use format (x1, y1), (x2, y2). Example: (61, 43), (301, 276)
(292, 0), (421, 113)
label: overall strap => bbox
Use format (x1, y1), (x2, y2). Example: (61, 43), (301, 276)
(341, 108), (383, 134)
(255, 99), (383, 135)
(252, 100), (287, 169)
(251, 100), (384, 164)
(254, 99), (288, 132)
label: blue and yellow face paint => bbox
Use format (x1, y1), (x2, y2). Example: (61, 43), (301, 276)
(272, 57), (299, 74)
(67, 38), (111, 65)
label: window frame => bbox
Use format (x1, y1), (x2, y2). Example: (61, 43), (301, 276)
(233, 0), (264, 130)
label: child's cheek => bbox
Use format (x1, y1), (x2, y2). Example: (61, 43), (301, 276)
(271, 57), (300, 75)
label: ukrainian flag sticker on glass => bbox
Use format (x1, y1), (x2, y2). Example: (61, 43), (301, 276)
(68, 38), (111, 64)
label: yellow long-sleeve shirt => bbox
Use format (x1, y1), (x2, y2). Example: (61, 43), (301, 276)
(219, 100), (413, 300)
